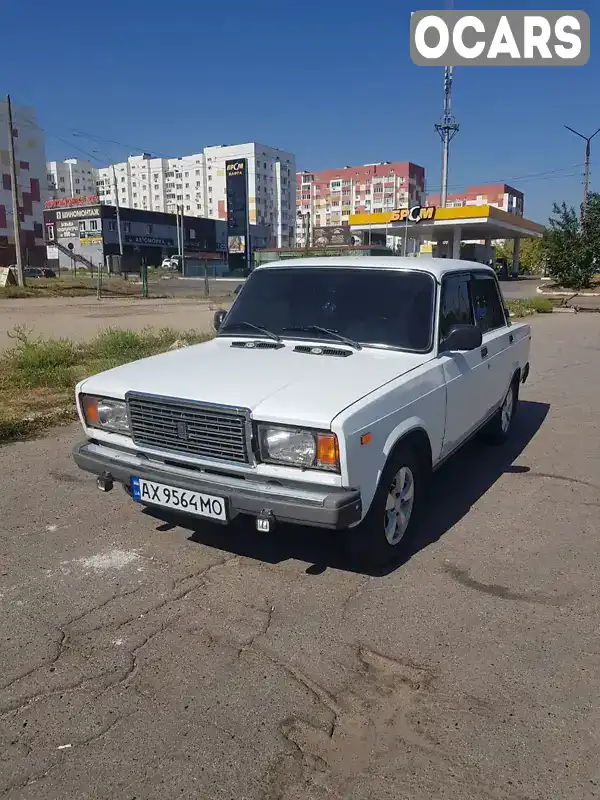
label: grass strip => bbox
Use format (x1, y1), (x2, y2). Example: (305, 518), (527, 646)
(0, 327), (212, 443)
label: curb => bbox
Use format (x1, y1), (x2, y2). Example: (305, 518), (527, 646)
(537, 286), (600, 297)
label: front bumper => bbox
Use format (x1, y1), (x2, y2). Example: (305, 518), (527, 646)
(73, 441), (362, 530)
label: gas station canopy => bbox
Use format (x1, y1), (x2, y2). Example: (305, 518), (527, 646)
(349, 204), (545, 274)
(349, 204), (544, 241)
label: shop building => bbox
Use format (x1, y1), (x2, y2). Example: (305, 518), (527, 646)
(44, 196), (271, 274)
(44, 197), (224, 273)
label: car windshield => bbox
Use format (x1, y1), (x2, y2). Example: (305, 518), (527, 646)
(220, 267), (436, 352)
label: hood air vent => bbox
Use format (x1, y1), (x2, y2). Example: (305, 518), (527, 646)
(294, 345), (353, 358)
(230, 340), (284, 350)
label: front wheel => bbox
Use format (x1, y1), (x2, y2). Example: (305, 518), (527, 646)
(344, 445), (423, 570)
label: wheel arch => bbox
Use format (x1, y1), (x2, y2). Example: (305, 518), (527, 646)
(358, 422), (433, 522)
(387, 426), (433, 480)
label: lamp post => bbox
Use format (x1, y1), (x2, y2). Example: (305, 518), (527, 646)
(564, 124), (600, 216)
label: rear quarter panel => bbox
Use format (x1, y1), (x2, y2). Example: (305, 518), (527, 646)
(332, 360), (446, 519)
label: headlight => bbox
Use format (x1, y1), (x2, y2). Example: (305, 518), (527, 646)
(81, 395), (129, 433)
(257, 425), (339, 472)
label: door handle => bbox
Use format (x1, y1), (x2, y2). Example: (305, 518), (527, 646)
(509, 334), (514, 344)
(481, 346), (488, 358)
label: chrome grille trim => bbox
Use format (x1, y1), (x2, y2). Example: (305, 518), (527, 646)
(126, 392), (251, 464)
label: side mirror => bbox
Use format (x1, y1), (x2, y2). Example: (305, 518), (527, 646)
(440, 324), (482, 353)
(213, 309), (227, 332)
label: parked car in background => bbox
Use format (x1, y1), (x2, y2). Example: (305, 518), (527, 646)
(72, 256), (531, 569)
(24, 267), (57, 279)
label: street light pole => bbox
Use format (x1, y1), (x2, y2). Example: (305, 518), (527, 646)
(5, 95), (25, 287)
(564, 124), (600, 215)
(111, 164), (125, 278)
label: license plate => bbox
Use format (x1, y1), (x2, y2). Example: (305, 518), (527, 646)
(130, 477), (227, 522)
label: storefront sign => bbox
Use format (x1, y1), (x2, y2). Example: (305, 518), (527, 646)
(226, 161), (246, 178)
(226, 158), (249, 272)
(45, 195), (100, 209)
(80, 235), (102, 246)
(389, 206), (436, 223)
(0, 267), (17, 287)
(124, 235), (174, 247)
(312, 226), (352, 247)
(57, 220), (79, 238)
(55, 207), (101, 220)
(228, 235), (246, 254)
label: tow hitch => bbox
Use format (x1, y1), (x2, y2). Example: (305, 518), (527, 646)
(256, 510), (276, 533)
(97, 472), (114, 492)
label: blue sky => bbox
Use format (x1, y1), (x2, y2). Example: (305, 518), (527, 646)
(1, 0), (596, 222)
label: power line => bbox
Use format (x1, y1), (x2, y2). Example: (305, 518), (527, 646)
(426, 163), (586, 195)
(4, 112), (590, 204)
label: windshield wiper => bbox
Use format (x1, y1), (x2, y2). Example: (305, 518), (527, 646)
(219, 320), (282, 342)
(281, 325), (362, 350)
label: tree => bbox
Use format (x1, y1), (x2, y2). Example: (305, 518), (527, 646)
(543, 194), (600, 289)
(495, 237), (545, 274)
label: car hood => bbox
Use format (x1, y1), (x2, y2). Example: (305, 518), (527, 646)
(80, 337), (431, 428)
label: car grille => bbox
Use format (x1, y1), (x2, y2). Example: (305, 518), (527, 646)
(127, 394), (250, 463)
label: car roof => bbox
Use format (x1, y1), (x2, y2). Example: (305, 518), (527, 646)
(254, 256), (496, 281)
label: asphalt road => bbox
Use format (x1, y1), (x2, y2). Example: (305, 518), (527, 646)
(497, 277), (542, 300)
(1, 313), (599, 800)
(0, 297), (226, 350)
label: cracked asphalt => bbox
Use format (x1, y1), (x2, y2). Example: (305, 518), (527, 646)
(1, 313), (599, 800)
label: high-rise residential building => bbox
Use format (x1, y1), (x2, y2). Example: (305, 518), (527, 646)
(0, 101), (49, 266)
(427, 184), (524, 216)
(90, 142), (296, 248)
(95, 153), (207, 218)
(203, 143), (296, 248)
(296, 161), (426, 246)
(47, 158), (97, 199)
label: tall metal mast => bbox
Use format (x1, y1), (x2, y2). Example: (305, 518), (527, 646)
(435, 66), (460, 208)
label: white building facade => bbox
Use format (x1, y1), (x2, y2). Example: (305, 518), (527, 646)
(47, 158), (97, 199)
(203, 143), (296, 247)
(89, 142), (296, 248)
(0, 101), (49, 264)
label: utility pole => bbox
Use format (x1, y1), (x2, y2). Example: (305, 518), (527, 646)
(179, 204), (186, 277)
(564, 125), (600, 216)
(435, 67), (460, 208)
(111, 164), (125, 278)
(6, 95), (25, 287)
(176, 205), (181, 258)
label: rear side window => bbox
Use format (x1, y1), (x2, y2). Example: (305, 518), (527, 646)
(471, 275), (506, 333)
(439, 275), (473, 339)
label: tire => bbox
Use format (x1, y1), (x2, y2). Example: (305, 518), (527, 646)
(482, 377), (519, 445)
(344, 445), (423, 570)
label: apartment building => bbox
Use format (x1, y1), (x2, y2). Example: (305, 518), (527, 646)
(427, 184), (524, 216)
(0, 101), (48, 266)
(95, 153), (207, 218)
(90, 142), (296, 248)
(47, 158), (97, 198)
(203, 143), (296, 248)
(296, 161), (426, 246)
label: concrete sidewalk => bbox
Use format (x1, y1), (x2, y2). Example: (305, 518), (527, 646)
(537, 285), (600, 311)
(0, 297), (230, 349)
